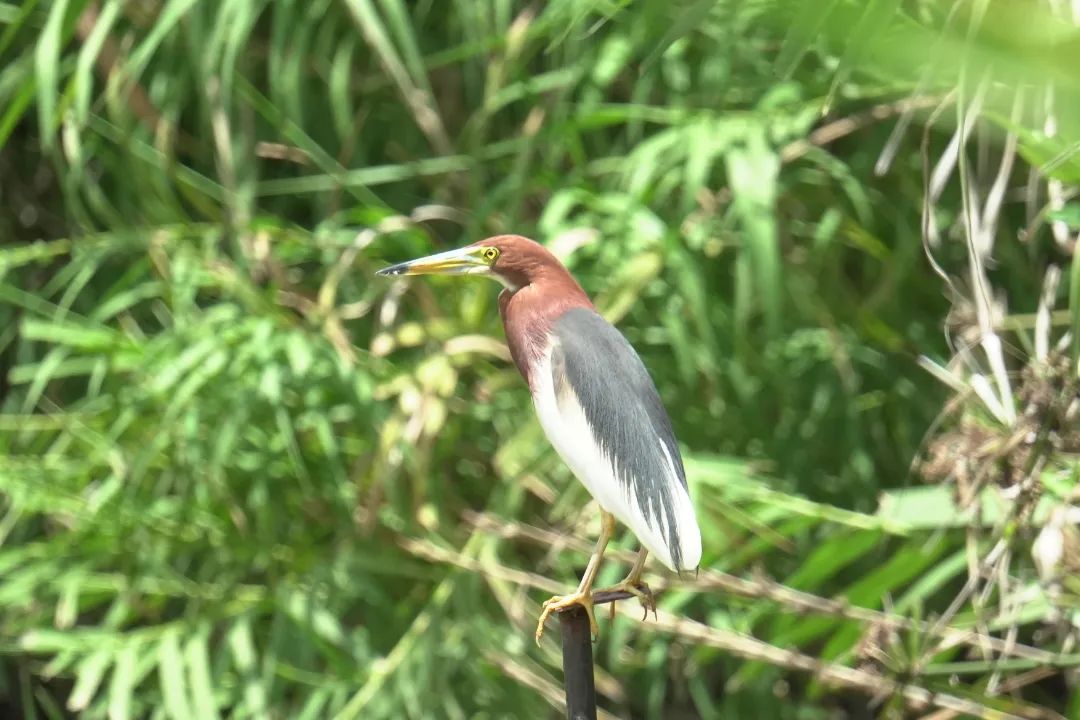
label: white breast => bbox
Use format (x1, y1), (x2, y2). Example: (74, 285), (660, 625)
(530, 342), (701, 572)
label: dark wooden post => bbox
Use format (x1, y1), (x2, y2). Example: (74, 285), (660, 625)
(556, 589), (636, 720)
(559, 606), (597, 720)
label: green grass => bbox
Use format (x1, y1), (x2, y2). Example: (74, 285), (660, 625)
(1, 1), (1079, 718)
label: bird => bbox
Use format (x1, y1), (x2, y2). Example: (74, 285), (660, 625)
(376, 235), (701, 642)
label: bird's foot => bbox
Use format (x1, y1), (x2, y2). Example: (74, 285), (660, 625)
(534, 590), (598, 644)
(596, 578), (656, 621)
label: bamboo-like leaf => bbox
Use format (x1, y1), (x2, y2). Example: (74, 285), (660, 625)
(3, 1), (1080, 717)
(228, 617), (268, 717)
(185, 632), (220, 720)
(33, 0), (69, 149)
(726, 127), (781, 335)
(107, 643), (137, 720)
(67, 649), (111, 712)
(776, 0), (842, 77)
(72, 0), (120, 125)
(158, 630), (194, 720)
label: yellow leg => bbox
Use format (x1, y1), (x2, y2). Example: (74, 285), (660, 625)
(535, 511), (616, 644)
(597, 548), (657, 621)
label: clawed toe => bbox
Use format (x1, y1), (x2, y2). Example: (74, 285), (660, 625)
(600, 579), (657, 621)
(535, 592), (598, 644)
(637, 582), (657, 620)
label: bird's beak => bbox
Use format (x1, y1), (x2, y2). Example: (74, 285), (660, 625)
(375, 246), (493, 278)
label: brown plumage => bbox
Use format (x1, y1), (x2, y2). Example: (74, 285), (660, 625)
(470, 235), (594, 388)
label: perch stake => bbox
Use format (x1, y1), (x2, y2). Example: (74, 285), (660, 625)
(557, 589), (636, 720)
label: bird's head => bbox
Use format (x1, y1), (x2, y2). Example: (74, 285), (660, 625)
(376, 234), (562, 291)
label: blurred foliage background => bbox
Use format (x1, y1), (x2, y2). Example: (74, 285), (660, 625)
(2, 0), (1080, 718)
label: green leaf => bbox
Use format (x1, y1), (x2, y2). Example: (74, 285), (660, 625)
(107, 642), (137, 720)
(158, 630), (194, 720)
(33, 0), (69, 150)
(228, 617), (268, 717)
(20, 318), (133, 352)
(1047, 204), (1080, 229)
(284, 589), (347, 648)
(726, 127), (781, 335)
(73, 0), (120, 125)
(776, 0), (842, 77)
(67, 649), (111, 712)
(185, 632), (220, 720)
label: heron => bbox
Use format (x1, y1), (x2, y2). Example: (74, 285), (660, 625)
(377, 235), (701, 642)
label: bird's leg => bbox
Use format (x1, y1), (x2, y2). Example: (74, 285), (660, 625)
(534, 511), (616, 644)
(596, 548), (657, 621)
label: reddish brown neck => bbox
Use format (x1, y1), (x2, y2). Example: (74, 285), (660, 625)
(499, 272), (592, 389)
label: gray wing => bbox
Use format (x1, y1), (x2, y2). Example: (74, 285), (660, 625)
(550, 307), (691, 569)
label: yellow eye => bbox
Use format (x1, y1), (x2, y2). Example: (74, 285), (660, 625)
(483, 247), (499, 262)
